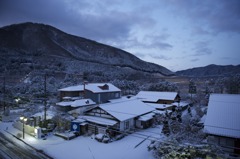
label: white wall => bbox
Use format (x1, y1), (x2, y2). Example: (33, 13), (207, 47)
(119, 118), (135, 131)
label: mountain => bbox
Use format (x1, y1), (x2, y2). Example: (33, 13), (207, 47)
(176, 64), (240, 77)
(0, 22), (173, 79)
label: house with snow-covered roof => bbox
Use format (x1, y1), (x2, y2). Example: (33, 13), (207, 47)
(74, 98), (155, 136)
(135, 91), (186, 112)
(136, 91), (180, 104)
(59, 85), (84, 100)
(204, 94), (240, 155)
(58, 83), (121, 104)
(56, 99), (96, 113)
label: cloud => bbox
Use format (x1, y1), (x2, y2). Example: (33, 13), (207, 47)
(134, 52), (146, 58)
(150, 42), (173, 50)
(219, 56), (232, 60)
(145, 34), (173, 50)
(165, 0), (240, 35)
(149, 55), (172, 60)
(192, 41), (212, 56)
(191, 58), (199, 62)
(114, 33), (173, 51)
(0, 0), (156, 42)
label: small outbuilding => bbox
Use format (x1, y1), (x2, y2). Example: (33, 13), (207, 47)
(136, 91), (180, 104)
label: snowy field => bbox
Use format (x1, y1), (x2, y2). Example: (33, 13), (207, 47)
(0, 122), (164, 159)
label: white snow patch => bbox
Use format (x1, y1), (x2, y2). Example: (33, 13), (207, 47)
(0, 122), (163, 159)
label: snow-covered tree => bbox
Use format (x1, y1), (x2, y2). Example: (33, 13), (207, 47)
(148, 81), (178, 92)
(152, 113), (227, 158)
(189, 79), (197, 101)
(52, 113), (71, 133)
(224, 75), (240, 94)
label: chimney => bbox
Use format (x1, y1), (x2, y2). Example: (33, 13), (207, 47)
(99, 84), (109, 90)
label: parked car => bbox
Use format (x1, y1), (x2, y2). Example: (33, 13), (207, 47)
(95, 133), (110, 143)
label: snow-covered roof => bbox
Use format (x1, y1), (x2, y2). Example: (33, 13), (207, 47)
(80, 115), (117, 126)
(59, 85), (84, 91)
(204, 94), (240, 138)
(32, 111), (55, 120)
(56, 101), (72, 107)
(71, 99), (96, 107)
(99, 99), (155, 121)
(138, 112), (155, 121)
(59, 83), (121, 93)
(153, 110), (171, 115)
(108, 96), (131, 103)
(56, 99), (95, 107)
(146, 103), (174, 110)
(136, 91), (178, 102)
(72, 118), (86, 123)
(85, 83), (121, 93)
(172, 101), (189, 107)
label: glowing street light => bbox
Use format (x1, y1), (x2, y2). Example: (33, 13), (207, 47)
(20, 117), (27, 139)
(15, 98), (21, 107)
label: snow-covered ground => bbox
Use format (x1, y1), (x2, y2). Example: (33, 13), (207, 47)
(0, 122), (164, 159)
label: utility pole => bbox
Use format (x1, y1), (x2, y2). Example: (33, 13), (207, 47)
(3, 76), (6, 112)
(83, 81), (86, 98)
(44, 74), (47, 127)
(83, 72), (87, 99)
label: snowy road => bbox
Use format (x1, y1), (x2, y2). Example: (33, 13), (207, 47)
(0, 132), (51, 159)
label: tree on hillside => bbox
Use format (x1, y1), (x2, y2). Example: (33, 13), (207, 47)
(225, 75), (240, 94)
(110, 79), (140, 95)
(214, 78), (225, 93)
(189, 80), (197, 101)
(148, 81), (178, 92)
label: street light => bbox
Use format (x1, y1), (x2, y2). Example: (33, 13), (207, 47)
(15, 98), (21, 107)
(20, 117), (27, 139)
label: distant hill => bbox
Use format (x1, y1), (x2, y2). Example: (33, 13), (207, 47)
(176, 64), (240, 77)
(0, 22), (173, 80)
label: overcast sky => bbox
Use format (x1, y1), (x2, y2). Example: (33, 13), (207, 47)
(1, 0), (240, 71)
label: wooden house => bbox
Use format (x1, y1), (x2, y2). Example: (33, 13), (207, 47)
(72, 98), (155, 137)
(136, 91), (180, 104)
(59, 85), (84, 101)
(58, 83), (121, 103)
(56, 99), (96, 114)
(84, 83), (121, 104)
(204, 94), (240, 156)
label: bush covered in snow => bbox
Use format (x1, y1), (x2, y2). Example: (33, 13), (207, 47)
(152, 138), (227, 159)
(151, 107), (227, 159)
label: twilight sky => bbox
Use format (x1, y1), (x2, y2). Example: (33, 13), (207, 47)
(1, 0), (240, 71)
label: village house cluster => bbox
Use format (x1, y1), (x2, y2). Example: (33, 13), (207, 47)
(56, 83), (188, 139)
(13, 83), (188, 139)
(12, 82), (240, 156)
